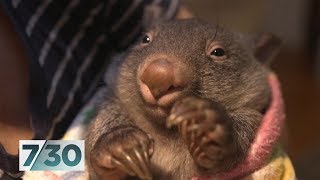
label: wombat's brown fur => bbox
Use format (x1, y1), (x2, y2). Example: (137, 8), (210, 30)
(86, 19), (281, 180)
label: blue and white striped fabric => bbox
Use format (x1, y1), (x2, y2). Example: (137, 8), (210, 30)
(0, 0), (180, 178)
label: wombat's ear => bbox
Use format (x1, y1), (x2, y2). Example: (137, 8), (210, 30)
(252, 33), (282, 64)
(142, 4), (166, 29)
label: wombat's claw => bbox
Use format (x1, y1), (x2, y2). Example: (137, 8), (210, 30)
(167, 96), (232, 170)
(92, 129), (154, 180)
(167, 113), (193, 128)
(107, 139), (152, 180)
(109, 143), (153, 180)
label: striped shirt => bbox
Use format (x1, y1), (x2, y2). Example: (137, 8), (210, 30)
(0, 0), (180, 178)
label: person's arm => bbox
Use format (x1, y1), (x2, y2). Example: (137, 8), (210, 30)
(0, 5), (32, 155)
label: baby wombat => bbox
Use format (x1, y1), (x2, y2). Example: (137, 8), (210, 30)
(86, 19), (281, 180)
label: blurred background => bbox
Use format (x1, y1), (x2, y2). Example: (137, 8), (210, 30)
(182, 0), (320, 179)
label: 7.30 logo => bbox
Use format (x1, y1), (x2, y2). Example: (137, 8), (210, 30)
(19, 140), (84, 171)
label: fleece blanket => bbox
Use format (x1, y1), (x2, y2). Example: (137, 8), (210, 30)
(23, 73), (296, 180)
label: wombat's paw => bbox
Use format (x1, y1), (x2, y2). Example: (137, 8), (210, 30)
(167, 96), (234, 171)
(90, 127), (154, 180)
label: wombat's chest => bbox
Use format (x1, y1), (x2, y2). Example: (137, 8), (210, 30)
(148, 135), (199, 180)
(133, 117), (201, 179)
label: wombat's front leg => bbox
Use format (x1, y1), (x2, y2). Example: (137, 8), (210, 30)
(167, 96), (261, 174)
(86, 99), (154, 180)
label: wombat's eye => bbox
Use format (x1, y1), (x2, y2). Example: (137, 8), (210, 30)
(208, 44), (227, 60)
(141, 34), (152, 44)
(211, 48), (225, 57)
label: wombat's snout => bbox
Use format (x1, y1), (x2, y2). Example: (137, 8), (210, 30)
(139, 58), (189, 106)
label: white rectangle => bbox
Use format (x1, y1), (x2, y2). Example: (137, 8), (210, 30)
(19, 140), (85, 171)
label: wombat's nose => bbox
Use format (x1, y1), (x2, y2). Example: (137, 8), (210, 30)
(140, 59), (180, 98)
